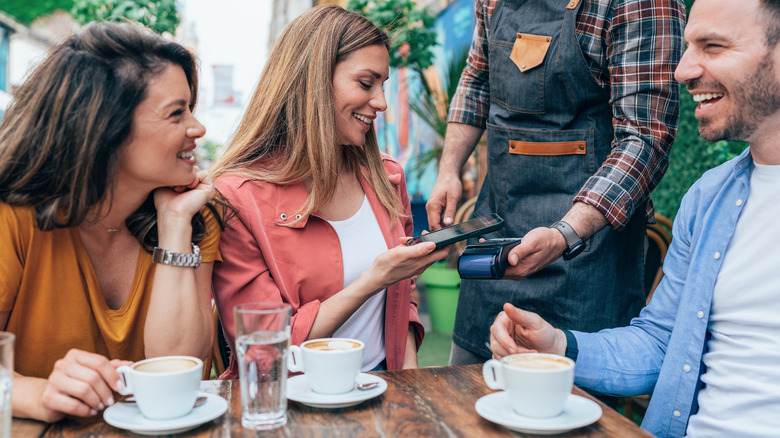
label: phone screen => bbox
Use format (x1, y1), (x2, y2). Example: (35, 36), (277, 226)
(407, 213), (504, 249)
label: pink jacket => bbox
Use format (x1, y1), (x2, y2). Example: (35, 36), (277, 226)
(212, 154), (423, 378)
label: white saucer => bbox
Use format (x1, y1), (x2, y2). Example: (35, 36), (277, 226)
(475, 392), (602, 435)
(287, 373), (387, 409)
(103, 392), (228, 436)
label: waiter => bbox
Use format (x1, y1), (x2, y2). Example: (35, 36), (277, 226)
(426, 0), (685, 366)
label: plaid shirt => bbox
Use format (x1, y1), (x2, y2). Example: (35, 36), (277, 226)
(448, 0), (686, 229)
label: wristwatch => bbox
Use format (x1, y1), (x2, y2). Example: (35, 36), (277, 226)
(152, 243), (201, 268)
(549, 221), (586, 261)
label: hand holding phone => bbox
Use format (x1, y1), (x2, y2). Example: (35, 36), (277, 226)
(406, 213), (504, 249)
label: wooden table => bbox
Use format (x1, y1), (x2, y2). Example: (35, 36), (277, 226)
(14, 364), (650, 437)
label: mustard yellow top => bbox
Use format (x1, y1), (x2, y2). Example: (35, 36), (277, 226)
(0, 201), (221, 378)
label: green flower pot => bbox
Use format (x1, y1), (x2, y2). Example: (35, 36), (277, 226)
(419, 262), (461, 334)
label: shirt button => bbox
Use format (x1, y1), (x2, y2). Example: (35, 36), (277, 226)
(673, 410), (681, 417)
(683, 364), (691, 373)
(714, 252), (721, 260)
(280, 213), (288, 220)
(736, 199), (744, 207)
(698, 311), (704, 319)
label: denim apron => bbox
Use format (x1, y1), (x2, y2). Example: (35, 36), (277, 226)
(453, 0), (646, 358)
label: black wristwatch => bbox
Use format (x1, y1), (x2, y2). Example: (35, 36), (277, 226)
(549, 221), (586, 261)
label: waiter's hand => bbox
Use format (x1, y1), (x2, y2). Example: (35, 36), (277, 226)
(426, 171), (462, 231)
(502, 226), (567, 280)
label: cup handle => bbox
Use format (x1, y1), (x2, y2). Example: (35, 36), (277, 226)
(287, 345), (304, 373)
(116, 365), (133, 396)
(482, 359), (505, 390)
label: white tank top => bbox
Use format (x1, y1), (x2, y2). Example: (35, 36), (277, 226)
(326, 195), (388, 370)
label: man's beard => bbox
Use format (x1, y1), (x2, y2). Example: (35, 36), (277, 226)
(697, 55), (780, 142)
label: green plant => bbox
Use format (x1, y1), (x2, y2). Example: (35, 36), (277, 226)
(1, 0), (74, 25)
(408, 46), (470, 175)
(70, 0), (179, 35)
(347, 0), (438, 77)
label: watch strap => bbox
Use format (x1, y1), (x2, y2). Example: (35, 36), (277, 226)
(549, 220), (585, 260)
(152, 243), (201, 268)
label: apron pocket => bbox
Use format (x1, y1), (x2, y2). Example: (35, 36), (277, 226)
(510, 33), (551, 73)
(489, 34), (551, 115)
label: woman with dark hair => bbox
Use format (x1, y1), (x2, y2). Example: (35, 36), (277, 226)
(211, 5), (447, 378)
(0, 22), (221, 421)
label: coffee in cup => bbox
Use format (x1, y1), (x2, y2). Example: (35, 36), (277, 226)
(133, 357), (199, 373)
(504, 354), (571, 370)
(117, 356), (203, 420)
(303, 339), (361, 351)
(483, 353), (574, 418)
(288, 338), (364, 394)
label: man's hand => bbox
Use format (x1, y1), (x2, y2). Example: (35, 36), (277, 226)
(426, 172), (462, 231)
(503, 202), (609, 279)
(502, 226), (568, 280)
(489, 303), (567, 360)
(426, 123), (484, 231)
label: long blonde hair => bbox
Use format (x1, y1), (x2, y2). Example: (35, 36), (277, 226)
(210, 5), (402, 222)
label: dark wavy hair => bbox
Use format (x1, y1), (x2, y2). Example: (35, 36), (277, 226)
(0, 21), (222, 250)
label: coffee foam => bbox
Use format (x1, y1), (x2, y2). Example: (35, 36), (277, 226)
(134, 358), (199, 373)
(304, 339), (361, 351)
(505, 355), (570, 370)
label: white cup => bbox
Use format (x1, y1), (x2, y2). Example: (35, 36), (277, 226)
(0, 333), (14, 438)
(483, 353), (574, 418)
(117, 356), (202, 420)
(288, 338), (364, 394)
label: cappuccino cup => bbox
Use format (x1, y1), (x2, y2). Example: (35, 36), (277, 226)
(483, 353), (574, 418)
(288, 338), (364, 394)
(117, 356), (202, 420)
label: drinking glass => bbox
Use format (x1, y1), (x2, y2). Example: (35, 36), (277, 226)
(0, 332), (14, 438)
(234, 303), (291, 430)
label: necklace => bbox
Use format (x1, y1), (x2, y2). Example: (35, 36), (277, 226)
(96, 221), (124, 233)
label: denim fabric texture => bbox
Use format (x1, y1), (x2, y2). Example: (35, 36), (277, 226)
(453, 0), (647, 361)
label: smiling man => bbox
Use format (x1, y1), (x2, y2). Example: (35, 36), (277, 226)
(488, 0), (780, 436)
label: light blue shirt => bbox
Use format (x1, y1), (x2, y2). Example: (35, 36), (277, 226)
(572, 148), (752, 437)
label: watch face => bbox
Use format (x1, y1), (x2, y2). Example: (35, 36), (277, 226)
(563, 240), (586, 261)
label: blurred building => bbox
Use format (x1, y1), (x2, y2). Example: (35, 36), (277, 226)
(177, 0), (313, 165)
(0, 11), (52, 120)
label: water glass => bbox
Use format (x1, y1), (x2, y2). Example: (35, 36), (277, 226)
(234, 303), (291, 430)
(0, 332), (14, 438)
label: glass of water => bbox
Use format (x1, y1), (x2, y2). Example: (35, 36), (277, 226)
(0, 332), (14, 438)
(234, 303), (291, 430)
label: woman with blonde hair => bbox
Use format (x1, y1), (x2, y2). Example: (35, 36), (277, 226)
(211, 4), (447, 376)
(0, 22), (221, 421)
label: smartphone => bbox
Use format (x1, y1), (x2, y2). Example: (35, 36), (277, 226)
(406, 213), (504, 249)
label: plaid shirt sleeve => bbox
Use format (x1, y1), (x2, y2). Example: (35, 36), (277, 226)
(573, 0), (686, 229)
(447, 0), (492, 127)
